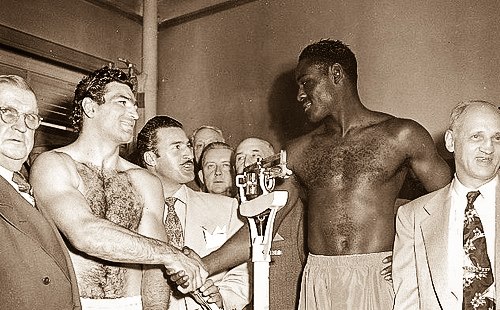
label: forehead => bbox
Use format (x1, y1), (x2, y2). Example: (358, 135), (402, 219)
(203, 148), (233, 163)
(156, 127), (188, 145)
(194, 128), (223, 142)
(459, 105), (500, 133)
(0, 84), (37, 112)
(103, 81), (134, 99)
(295, 58), (324, 80)
(236, 139), (273, 156)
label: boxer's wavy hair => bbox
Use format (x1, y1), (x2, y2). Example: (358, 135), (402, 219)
(135, 115), (183, 168)
(299, 39), (358, 85)
(71, 66), (135, 132)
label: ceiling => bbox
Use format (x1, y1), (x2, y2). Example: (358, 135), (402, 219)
(85, 0), (257, 29)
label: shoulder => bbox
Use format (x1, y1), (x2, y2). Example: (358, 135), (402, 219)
(398, 184), (450, 215)
(125, 165), (162, 189)
(380, 116), (432, 139)
(31, 149), (77, 177)
(188, 189), (238, 208)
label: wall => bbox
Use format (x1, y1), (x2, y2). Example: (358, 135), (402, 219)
(0, 0), (142, 70)
(158, 0), (500, 158)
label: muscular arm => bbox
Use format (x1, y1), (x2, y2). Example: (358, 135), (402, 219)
(131, 170), (170, 309)
(392, 202), (419, 309)
(30, 151), (206, 291)
(403, 120), (452, 191)
(202, 175), (302, 275)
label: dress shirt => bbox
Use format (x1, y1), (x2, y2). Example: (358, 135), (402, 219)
(0, 165), (35, 206)
(448, 174), (497, 302)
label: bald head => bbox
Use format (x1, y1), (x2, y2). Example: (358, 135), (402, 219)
(235, 137), (275, 173)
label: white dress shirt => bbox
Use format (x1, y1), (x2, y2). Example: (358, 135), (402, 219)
(448, 174), (497, 302)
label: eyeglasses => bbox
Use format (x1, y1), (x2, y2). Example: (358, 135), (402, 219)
(0, 106), (42, 130)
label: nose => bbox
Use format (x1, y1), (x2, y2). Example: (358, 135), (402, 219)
(130, 105), (139, 120)
(480, 138), (494, 154)
(214, 165), (222, 176)
(297, 87), (306, 103)
(12, 115), (28, 133)
(183, 146), (194, 159)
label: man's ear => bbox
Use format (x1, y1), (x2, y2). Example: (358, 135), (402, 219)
(444, 129), (455, 153)
(82, 97), (96, 118)
(198, 170), (205, 186)
(143, 151), (157, 167)
(328, 63), (343, 84)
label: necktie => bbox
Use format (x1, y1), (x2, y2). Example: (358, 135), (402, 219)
(463, 190), (495, 309)
(164, 197), (211, 309)
(164, 197), (184, 249)
(12, 171), (31, 194)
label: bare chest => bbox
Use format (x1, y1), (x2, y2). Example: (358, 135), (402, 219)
(292, 136), (408, 190)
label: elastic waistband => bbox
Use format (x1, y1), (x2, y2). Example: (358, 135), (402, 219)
(307, 251), (392, 268)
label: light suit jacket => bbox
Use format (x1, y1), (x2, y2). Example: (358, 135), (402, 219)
(393, 180), (500, 310)
(168, 185), (251, 310)
(0, 174), (81, 309)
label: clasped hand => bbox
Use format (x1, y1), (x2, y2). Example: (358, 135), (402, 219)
(167, 247), (223, 308)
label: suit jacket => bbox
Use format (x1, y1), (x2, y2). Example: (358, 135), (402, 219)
(0, 175), (81, 309)
(269, 198), (306, 310)
(393, 179), (500, 310)
(169, 185), (251, 310)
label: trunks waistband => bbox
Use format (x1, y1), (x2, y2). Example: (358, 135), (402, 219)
(80, 295), (142, 310)
(307, 251), (392, 267)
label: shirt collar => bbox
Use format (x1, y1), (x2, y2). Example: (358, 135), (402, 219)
(451, 173), (498, 200)
(170, 184), (188, 205)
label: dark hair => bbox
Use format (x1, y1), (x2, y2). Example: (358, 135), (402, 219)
(299, 39), (358, 83)
(199, 141), (234, 167)
(135, 115), (183, 168)
(71, 66), (135, 132)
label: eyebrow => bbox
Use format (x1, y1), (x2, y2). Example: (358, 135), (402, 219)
(111, 94), (136, 104)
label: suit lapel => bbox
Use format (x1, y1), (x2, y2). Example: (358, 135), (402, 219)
(0, 176), (70, 280)
(420, 185), (455, 306)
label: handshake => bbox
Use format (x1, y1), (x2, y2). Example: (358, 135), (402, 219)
(165, 246), (221, 310)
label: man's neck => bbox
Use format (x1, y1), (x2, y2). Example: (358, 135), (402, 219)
(69, 136), (121, 169)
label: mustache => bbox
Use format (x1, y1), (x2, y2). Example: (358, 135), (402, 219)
(181, 159), (194, 165)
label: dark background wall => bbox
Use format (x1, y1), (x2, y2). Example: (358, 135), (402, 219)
(158, 0), (500, 162)
(0, 0), (142, 69)
(1, 0), (500, 162)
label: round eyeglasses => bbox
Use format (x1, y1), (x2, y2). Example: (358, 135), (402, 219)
(0, 106), (42, 130)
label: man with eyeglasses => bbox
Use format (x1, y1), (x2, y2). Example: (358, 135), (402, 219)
(0, 74), (81, 309)
(29, 67), (207, 309)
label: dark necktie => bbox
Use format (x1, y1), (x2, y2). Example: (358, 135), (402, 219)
(12, 171), (31, 194)
(463, 190), (495, 309)
(164, 197), (184, 249)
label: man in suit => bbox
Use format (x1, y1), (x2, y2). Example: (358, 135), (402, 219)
(234, 137), (306, 310)
(0, 75), (81, 309)
(136, 116), (251, 310)
(197, 141), (236, 197)
(393, 100), (500, 309)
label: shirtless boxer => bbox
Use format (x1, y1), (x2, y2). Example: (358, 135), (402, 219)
(199, 39), (452, 309)
(30, 67), (206, 309)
